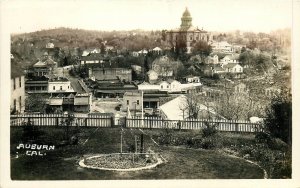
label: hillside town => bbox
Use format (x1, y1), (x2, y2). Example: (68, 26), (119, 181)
(11, 8), (291, 122)
(9, 6), (292, 180)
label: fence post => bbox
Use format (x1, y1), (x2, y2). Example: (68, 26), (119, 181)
(178, 120), (181, 130)
(111, 116), (114, 127)
(235, 120), (239, 132)
(84, 118), (87, 127)
(56, 116), (59, 126)
(124, 117), (127, 128)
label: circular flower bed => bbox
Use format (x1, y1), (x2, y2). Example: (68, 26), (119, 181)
(79, 153), (163, 171)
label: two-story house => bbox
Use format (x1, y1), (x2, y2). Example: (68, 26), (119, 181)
(122, 91), (143, 112)
(223, 63), (243, 73)
(11, 73), (25, 114)
(89, 67), (132, 82)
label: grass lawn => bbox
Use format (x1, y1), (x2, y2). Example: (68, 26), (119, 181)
(10, 127), (264, 180)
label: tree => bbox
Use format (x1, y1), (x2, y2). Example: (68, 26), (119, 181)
(264, 90), (292, 145)
(175, 35), (187, 55)
(25, 94), (47, 113)
(192, 41), (212, 56)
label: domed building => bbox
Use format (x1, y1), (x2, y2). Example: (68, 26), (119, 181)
(165, 7), (212, 53)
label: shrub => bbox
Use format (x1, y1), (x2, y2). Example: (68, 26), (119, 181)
(200, 136), (221, 149)
(201, 122), (218, 137)
(21, 120), (44, 143)
(198, 122), (222, 149)
(264, 90), (292, 145)
(255, 132), (272, 144)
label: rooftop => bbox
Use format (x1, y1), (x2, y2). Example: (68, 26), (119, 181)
(49, 77), (70, 82)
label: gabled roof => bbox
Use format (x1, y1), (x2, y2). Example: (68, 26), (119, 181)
(166, 79), (180, 84)
(45, 58), (57, 65)
(159, 95), (218, 120)
(152, 55), (171, 65)
(147, 70), (158, 75)
(153, 47), (162, 51)
(222, 53), (239, 61)
(223, 63), (242, 69)
(158, 80), (169, 85)
(33, 61), (47, 67)
(139, 81), (150, 85)
(213, 66), (225, 71)
(80, 53), (102, 61)
(159, 95), (189, 120)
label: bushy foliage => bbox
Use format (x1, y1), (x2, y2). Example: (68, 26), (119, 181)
(192, 41), (212, 56)
(264, 90), (292, 145)
(21, 120), (45, 143)
(25, 94), (47, 113)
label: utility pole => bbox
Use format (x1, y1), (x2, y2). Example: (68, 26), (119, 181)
(135, 135), (138, 153)
(120, 128), (123, 154)
(140, 134), (144, 153)
(141, 91), (144, 127)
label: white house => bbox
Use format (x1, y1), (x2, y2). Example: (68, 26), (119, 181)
(220, 54), (239, 66)
(185, 76), (200, 83)
(82, 48), (101, 56)
(159, 81), (170, 91)
(138, 82), (160, 91)
(152, 47), (162, 54)
(131, 51), (139, 57)
(11, 75), (25, 113)
(206, 55), (219, 64)
(138, 79), (202, 93)
(146, 70), (159, 83)
(223, 63), (243, 73)
(80, 53), (103, 64)
(265, 87), (281, 98)
(138, 49), (148, 55)
(46, 42), (54, 49)
(169, 79), (182, 92)
(211, 41), (233, 53)
(48, 77), (74, 93)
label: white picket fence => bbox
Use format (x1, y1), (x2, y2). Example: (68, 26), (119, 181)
(10, 114), (264, 133)
(10, 114), (113, 127)
(125, 117), (263, 133)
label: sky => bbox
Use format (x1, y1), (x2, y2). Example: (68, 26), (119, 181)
(1, 0), (293, 34)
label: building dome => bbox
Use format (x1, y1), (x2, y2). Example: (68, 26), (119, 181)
(180, 7), (192, 29)
(182, 7), (191, 17)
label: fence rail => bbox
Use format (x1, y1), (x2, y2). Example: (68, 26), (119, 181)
(10, 114), (263, 133)
(10, 114), (113, 127)
(125, 117), (263, 133)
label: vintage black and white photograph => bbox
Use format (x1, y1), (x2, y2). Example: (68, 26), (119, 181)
(1, 0), (299, 187)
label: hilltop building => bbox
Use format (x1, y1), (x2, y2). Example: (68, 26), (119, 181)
(165, 7), (212, 53)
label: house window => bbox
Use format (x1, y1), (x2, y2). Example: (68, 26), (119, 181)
(13, 78), (16, 90)
(60, 86), (62, 90)
(68, 86), (69, 89)
(53, 86), (55, 90)
(19, 96), (22, 111)
(13, 99), (16, 111)
(167, 85), (169, 88)
(161, 85), (163, 89)
(127, 100), (129, 105)
(190, 36), (193, 40)
(137, 100), (139, 105)
(19, 77), (22, 87)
